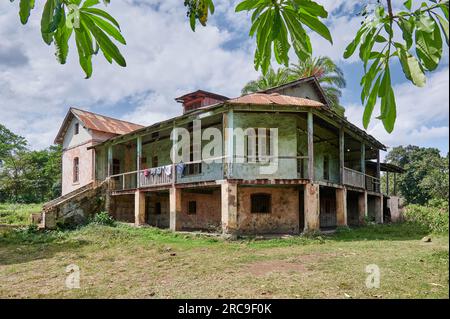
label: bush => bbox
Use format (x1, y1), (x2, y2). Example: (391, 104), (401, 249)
(403, 203), (449, 234)
(89, 212), (116, 227)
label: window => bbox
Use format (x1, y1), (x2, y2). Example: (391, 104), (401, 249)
(155, 202), (162, 215)
(323, 155), (329, 180)
(245, 128), (271, 163)
(73, 157), (79, 183)
(74, 123), (79, 135)
(251, 193), (271, 214)
(184, 127), (202, 175)
(112, 159), (120, 175)
(188, 201), (197, 214)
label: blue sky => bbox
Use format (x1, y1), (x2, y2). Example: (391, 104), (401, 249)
(0, 0), (448, 156)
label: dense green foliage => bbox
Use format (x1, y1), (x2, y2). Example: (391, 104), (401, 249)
(9, 0), (449, 133)
(241, 56), (347, 116)
(385, 145), (449, 205)
(0, 124), (61, 204)
(403, 200), (449, 233)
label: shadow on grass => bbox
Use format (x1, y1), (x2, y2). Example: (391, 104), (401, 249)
(328, 222), (432, 242)
(0, 228), (90, 265)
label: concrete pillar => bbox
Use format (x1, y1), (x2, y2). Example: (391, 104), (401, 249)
(169, 187), (182, 231)
(336, 188), (347, 226)
(304, 183), (320, 231)
(375, 195), (383, 224)
(221, 181), (238, 234)
(134, 190), (146, 226)
(358, 191), (367, 224)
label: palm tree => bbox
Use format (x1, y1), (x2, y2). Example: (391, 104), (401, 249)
(241, 67), (291, 95)
(289, 56), (346, 116)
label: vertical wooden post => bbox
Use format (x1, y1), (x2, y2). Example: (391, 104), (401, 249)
(307, 112), (314, 181)
(393, 173), (397, 195)
(107, 144), (113, 177)
(339, 128), (345, 184)
(361, 142), (366, 189)
(136, 135), (142, 188)
(386, 171), (390, 196)
(376, 150), (380, 179)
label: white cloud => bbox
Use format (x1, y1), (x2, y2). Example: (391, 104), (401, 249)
(0, 0), (257, 149)
(346, 67), (450, 154)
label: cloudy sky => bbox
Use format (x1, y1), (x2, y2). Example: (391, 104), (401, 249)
(0, 0), (448, 156)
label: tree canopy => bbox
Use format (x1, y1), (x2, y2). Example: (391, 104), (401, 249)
(0, 125), (62, 203)
(8, 0), (450, 133)
(385, 145), (449, 205)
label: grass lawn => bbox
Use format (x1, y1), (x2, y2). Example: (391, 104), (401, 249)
(0, 203), (42, 226)
(0, 222), (448, 299)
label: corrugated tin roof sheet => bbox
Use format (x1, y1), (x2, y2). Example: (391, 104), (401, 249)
(71, 108), (144, 135)
(228, 93), (324, 108)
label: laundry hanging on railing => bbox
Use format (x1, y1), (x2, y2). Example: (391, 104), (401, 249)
(176, 163), (185, 177)
(164, 165), (172, 176)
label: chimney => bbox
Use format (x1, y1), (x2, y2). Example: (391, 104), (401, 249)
(175, 90), (229, 114)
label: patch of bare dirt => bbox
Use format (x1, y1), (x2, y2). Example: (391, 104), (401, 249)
(244, 260), (307, 276)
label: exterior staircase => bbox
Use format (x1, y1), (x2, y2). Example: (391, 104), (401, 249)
(35, 180), (109, 229)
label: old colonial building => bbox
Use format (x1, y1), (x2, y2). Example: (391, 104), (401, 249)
(49, 76), (403, 234)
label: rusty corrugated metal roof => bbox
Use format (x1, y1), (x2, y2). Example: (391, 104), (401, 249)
(71, 108), (144, 135)
(54, 108), (144, 144)
(228, 93), (324, 108)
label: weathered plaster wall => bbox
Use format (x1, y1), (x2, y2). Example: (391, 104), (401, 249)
(109, 194), (134, 223)
(62, 141), (94, 195)
(275, 82), (322, 102)
(237, 186), (300, 234)
(232, 113), (298, 179)
(62, 117), (91, 150)
(179, 188), (222, 231)
(147, 192), (170, 228)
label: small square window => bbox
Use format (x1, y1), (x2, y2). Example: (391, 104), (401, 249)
(74, 123), (79, 135)
(188, 201), (197, 215)
(251, 193), (271, 214)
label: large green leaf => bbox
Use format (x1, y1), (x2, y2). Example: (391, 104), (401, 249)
(363, 75), (381, 129)
(81, 7), (121, 30)
(397, 47), (426, 87)
(415, 18), (443, 71)
(298, 10), (332, 43)
(41, 0), (58, 44)
(435, 13), (449, 45)
(291, 0), (327, 18)
(343, 26), (367, 59)
(235, 0), (261, 12)
(54, 11), (73, 64)
(19, 0), (35, 24)
(381, 87), (397, 133)
(81, 13), (126, 67)
(83, 13), (126, 44)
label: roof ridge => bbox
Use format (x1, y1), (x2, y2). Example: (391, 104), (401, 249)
(70, 107), (144, 127)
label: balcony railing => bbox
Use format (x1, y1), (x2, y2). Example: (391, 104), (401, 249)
(365, 175), (381, 193)
(343, 167), (365, 189)
(139, 165), (173, 187)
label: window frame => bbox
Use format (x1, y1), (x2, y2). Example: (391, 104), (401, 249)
(73, 157), (80, 183)
(74, 123), (79, 135)
(250, 193), (272, 214)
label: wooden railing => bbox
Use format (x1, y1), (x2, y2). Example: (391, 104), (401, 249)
(139, 165), (173, 187)
(343, 167), (365, 189)
(365, 175), (381, 193)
